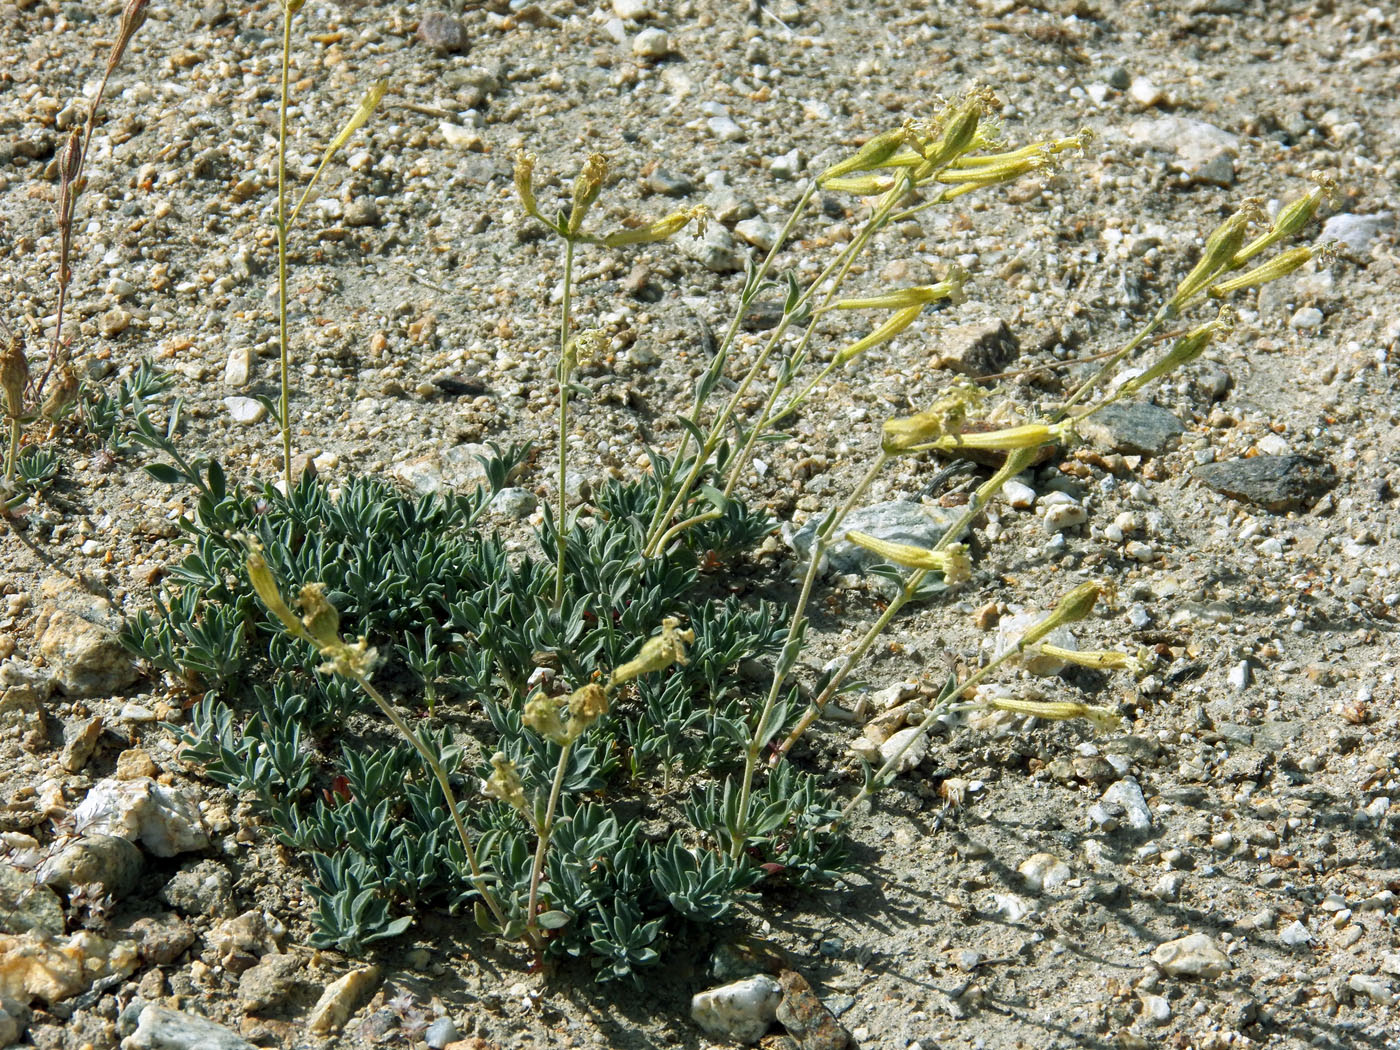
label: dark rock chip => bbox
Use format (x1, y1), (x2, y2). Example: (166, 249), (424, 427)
(1193, 454), (1338, 512)
(776, 969), (850, 1050)
(643, 167), (695, 197)
(932, 318), (1019, 377)
(416, 12), (469, 53)
(1078, 401), (1184, 456)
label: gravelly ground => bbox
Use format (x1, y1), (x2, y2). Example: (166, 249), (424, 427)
(1, 0), (1399, 1048)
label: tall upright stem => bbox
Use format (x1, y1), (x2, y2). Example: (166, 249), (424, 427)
(526, 739), (573, 940)
(728, 450), (889, 859)
(553, 237), (576, 609)
(275, 8), (294, 491)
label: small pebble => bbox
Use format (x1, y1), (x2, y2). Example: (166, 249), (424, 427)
(632, 27), (671, 58)
(223, 396), (267, 426)
(1289, 306), (1324, 330)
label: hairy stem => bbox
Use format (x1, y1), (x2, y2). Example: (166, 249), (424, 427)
(348, 669), (524, 946)
(275, 7), (294, 491)
(729, 450), (889, 859)
(525, 739), (574, 942)
(553, 237), (576, 609)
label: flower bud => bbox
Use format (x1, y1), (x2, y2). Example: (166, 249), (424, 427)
(836, 274), (966, 312)
(0, 326), (28, 419)
(983, 696), (1121, 733)
(513, 151), (541, 221)
(817, 174), (896, 196)
(1019, 580), (1106, 649)
(564, 682), (609, 739)
(1036, 643), (1147, 675)
(297, 583), (341, 648)
(1116, 311), (1231, 399)
(845, 532), (972, 584)
(567, 153), (608, 236)
(1208, 245), (1319, 298)
(881, 384), (985, 453)
(818, 127), (907, 184)
(601, 205), (707, 247)
(41, 364), (78, 421)
(247, 548), (307, 641)
(1233, 174), (1334, 265)
(1168, 206), (1257, 314)
(524, 692), (569, 745)
(927, 422), (1068, 454)
(832, 304), (923, 367)
(609, 617), (694, 686)
(482, 752), (527, 814)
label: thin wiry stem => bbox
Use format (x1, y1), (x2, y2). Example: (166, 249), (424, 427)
(275, 6), (294, 490)
(553, 237), (576, 609)
(525, 739), (573, 942)
(729, 450), (889, 860)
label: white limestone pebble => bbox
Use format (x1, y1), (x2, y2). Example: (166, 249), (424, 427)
(691, 975), (782, 1044)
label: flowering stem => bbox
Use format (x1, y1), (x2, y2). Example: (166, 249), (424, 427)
(553, 237), (576, 609)
(344, 669), (520, 944)
(525, 738), (573, 943)
(729, 449), (889, 860)
(775, 445), (1040, 762)
(275, 6), (294, 491)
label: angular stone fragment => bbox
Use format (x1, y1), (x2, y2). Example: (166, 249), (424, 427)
(126, 1005), (256, 1050)
(35, 835), (144, 899)
(1078, 401), (1184, 456)
(1193, 454), (1338, 512)
(932, 318), (1019, 377)
(1151, 933), (1231, 978)
(416, 12), (469, 53)
(37, 609), (135, 699)
(775, 969), (849, 1050)
(308, 965), (381, 1034)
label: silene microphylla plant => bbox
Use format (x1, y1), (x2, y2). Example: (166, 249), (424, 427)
(107, 71), (1337, 981)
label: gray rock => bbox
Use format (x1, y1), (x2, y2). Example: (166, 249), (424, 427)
(161, 860), (236, 918)
(425, 1016), (460, 1049)
(1078, 401), (1184, 456)
(392, 443), (491, 495)
(0, 864), (64, 936)
(489, 487), (537, 519)
(37, 608), (136, 699)
(238, 953), (305, 1013)
(36, 834), (144, 899)
(1100, 778), (1153, 832)
(1279, 919), (1312, 947)
(644, 168), (694, 197)
(691, 975), (782, 1044)
(790, 501), (959, 578)
(631, 27), (671, 58)
(308, 965), (381, 1034)
(0, 660), (53, 730)
(416, 12), (468, 53)
(73, 778), (210, 858)
(681, 224), (745, 273)
(1151, 933), (1231, 978)
(1253, 720), (1304, 751)
(122, 912), (198, 965)
(1127, 116), (1239, 186)
(344, 199), (382, 228)
(126, 1005), (256, 1050)
(222, 395), (265, 425)
(197, 1), (229, 27)
(1193, 455), (1338, 512)
(1321, 211), (1393, 256)
(932, 318), (1019, 377)
(59, 715), (103, 773)
(0, 997), (28, 1048)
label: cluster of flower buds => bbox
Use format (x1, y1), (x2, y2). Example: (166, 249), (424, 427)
(513, 152), (707, 248)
